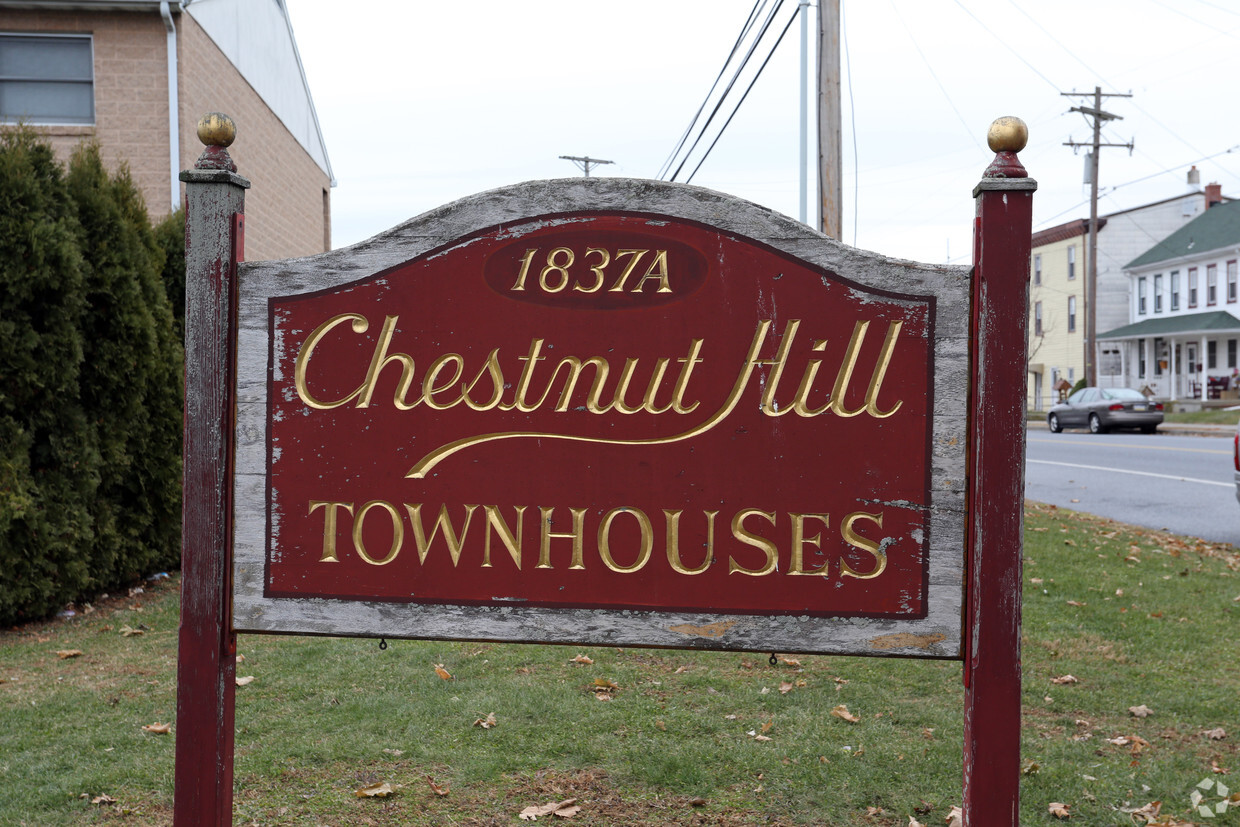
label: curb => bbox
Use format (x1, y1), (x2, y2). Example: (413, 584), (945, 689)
(1027, 420), (1234, 438)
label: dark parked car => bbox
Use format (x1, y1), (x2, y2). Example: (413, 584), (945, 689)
(1047, 387), (1163, 434)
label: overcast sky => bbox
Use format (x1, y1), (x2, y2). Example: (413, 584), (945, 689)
(286, 0), (1240, 265)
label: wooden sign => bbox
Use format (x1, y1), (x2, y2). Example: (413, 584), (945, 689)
(231, 183), (968, 657)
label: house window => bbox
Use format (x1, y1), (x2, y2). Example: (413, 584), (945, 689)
(1208, 340), (1218, 370)
(1034, 301), (1043, 336)
(1138, 340), (1146, 377)
(1154, 274), (1163, 312)
(1034, 254), (1042, 285)
(1189, 267), (1198, 308)
(1170, 271), (1180, 311)
(0, 34), (94, 125)
(1067, 245), (1076, 280)
(1229, 339), (1237, 370)
(1154, 338), (1165, 376)
(1229, 261), (1238, 303)
(1067, 296), (1076, 332)
(1138, 277), (1147, 315)
(1208, 264), (1218, 305)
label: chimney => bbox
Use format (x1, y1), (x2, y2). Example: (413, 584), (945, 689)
(1206, 182), (1223, 208)
(1187, 165), (1201, 187)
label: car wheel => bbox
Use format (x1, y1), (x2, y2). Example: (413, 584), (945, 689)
(1141, 424), (1157, 434)
(1048, 413), (1062, 433)
(1089, 413), (1107, 434)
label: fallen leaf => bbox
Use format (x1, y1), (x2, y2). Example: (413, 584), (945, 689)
(779, 657), (801, 667)
(473, 712), (497, 729)
(592, 678), (619, 692)
(55, 649), (83, 659)
(1128, 801), (1161, 823)
(1051, 674), (1079, 685)
(1021, 759), (1041, 776)
(570, 654), (593, 665)
(355, 781), (394, 798)
(519, 798), (579, 820)
(91, 794), (116, 805)
(909, 818), (926, 827)
(867, 806), (885, 816)
(1128, 704), (1153, 718)
(1048, 801), (1070, 819)
(1203, 727), (1227, 740)
(1066, 600), (1086, 607)
(426, 776), (449, 797)
(831, 704), (860, 723)
(235, 675), (255, 687)
(945, 805), (963, 827)
(119, 625), (144, 637)
(655, 719), (666, 731)
(688, 797), (707, 807)
(779, 681), (794, 694)
(142, 722), (171, 734)
(434, 664), (453, 680)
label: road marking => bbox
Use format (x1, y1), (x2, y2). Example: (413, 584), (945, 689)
(1027, 459), (1232, 488)
(1027, 437), (1229, 456)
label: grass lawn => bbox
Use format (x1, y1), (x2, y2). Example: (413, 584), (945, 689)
(1163, 409), (1240, 425)
(1, 502), (1237, 825)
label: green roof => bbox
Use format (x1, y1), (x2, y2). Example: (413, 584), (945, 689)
(1098, 310), (1240, 340)
(1127, 199), (1240, 269)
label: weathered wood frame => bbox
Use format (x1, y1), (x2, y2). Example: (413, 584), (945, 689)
(230, 179), (971, 659)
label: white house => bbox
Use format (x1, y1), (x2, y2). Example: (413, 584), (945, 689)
(1098, 190), (1240, 401)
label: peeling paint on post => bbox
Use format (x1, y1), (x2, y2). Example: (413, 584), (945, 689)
(963, 117), (1036, 826)
(174, 113), (249, 826)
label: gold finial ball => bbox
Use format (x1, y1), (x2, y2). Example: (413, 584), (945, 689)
(987, 116), (1028, 153)
(196, 112), (236, 148)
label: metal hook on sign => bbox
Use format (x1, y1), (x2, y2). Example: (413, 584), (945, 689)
(769, 652), (778, 667)
(379, 637), (388, 651)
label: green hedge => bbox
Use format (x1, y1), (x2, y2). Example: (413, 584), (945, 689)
(0, 130), (184, 625)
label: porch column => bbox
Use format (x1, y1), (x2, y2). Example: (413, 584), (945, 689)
(1200, 335), (1207, 401)
(1169, 337), (1177, 401)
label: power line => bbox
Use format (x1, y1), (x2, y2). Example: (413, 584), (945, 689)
(667, 0), (788, 182)
(685, 4), (801, 184)
(658, 0), (766, 180)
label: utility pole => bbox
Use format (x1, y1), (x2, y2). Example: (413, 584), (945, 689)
(559, 155), (614, 177)
(1062, 86), (1133, 387)
(799, 0), (810, 225)
(817, 0), (841, 239)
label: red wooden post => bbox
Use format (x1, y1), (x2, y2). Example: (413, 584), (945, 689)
(963, 117), (1036, 826)
(174, 113), (249, 826)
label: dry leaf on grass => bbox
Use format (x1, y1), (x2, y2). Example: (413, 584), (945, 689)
(355, 781), (394, 798)
(119, 625), (144, 637)
(434, 664), (453, 680)
(831, 704), (860, 723)
(426, 776), (450, 797)
(945, 805), (963, 827)
(1051, 674), (1079, 685)
(1021, 759), (1041, 776)
(91, 794), (116, 805)
(55, 649), (83, 659)
(1126, 801), (1162, 823)
(518, 797), (580, 820)
(779, 681), (794, 694)
(570, 654), (593, 665)
(1128, 704), (1153, 717)
(779, 657), (802, 667)
(142, 722), (171, 734)
(1203, 727), (1227, 740)
(473, 712), (497, 729)
(909, 818), (926, 827)
(1048, 801), (1071, 819)
(235, 675), (255, 687)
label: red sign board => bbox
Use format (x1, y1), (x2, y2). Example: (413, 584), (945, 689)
(263, 213), (934, 617)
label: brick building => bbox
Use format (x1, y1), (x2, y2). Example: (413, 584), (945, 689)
(0, 0), (333, 260)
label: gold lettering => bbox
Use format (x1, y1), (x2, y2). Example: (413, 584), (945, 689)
(790, 340), (831, 416)
(607, 358), (647, 415)
(609, 249), (648, 291)
(422, 353), (465, 410)
(497, 338), (547, 412)
(540, 247), (574, 292)
(406, 504), (478, 566)
(482, 505), (524, 569)
(839, 511), (887, 579)
(631, 249), (670, 292)
(358, 315), (418, 409)
(353, 500), (403, 566)
(538, 506), (586, 570)
(827, 321), (870, 417)
(756, 319), (800, 415)
(511, 248), (537, 290)
(665, 509), (715, 575)
(597, 508), (653, 573)
(545, 356), (612, 413)
(309, 500), (353, 562)
(865, 321), (904, 418)
(788, 512), (830, 575)
(295, 313), (368, 409)
(462, 348), (505, 411)
(729, 509), (778, 576)
(576, 248), (609, 293)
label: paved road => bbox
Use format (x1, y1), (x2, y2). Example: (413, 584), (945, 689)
(1025, 430), (1239, 545)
